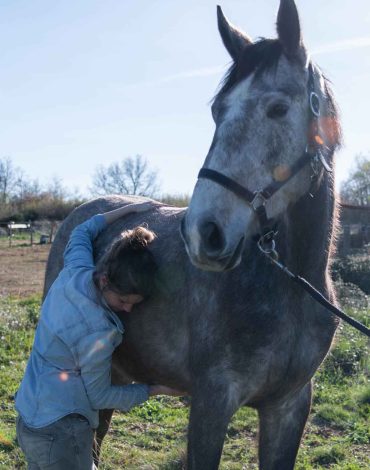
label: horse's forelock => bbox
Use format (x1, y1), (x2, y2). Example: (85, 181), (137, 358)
(212, 39), (283, 103)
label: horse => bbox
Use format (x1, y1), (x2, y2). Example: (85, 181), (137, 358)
(44, 1), (342, 468)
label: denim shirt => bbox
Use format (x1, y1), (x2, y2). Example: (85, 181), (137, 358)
(15, 214), (149, 429)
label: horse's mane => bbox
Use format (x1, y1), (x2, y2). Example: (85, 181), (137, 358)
(321, 72), (343, 149)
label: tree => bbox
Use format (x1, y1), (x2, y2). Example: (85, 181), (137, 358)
(341, 154), (370, 206)
(90, 155), (160, 197)
(0, 157), (85, 221)
(46, 176), (69, 201)
(0, 157), (22, 203)
(15, 176), (42, 202)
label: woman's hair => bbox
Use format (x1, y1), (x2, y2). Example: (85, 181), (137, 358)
(96, 226), (157, 298)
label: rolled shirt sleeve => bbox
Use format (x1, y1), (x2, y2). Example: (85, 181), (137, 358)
(74, 330), (149, 412)
(63, 214), (107, 270)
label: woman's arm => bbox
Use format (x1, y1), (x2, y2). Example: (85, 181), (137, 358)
(63, 202), (153, 270)
(76, 330), (149, 411)
(75, 330), (184, 412)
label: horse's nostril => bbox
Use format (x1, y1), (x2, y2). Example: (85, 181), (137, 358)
(200, 221), (225, 254)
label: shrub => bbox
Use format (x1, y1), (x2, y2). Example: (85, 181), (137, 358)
(347, 422), (370, 444)
(132, 399), (165, 423)
(18, 296), (41, 327)
(334, 281), (369, 311)
(356, 386), (370, 405)
(324, 332), (368, 377)
(311, 444), (346, 466)
(332, 256), (370, 294)
(160, 194), (190, 207)
(314, 403), (352, 429)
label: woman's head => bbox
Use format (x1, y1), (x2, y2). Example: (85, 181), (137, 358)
(95, 226), (157, 313)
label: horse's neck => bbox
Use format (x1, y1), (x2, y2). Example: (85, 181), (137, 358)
(280, 169), (337, 286)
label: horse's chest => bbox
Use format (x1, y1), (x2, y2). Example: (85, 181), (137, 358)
(221, 307), (328, 401)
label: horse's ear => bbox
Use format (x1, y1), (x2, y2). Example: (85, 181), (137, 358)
(217, 5), (252, 62)
(276, 0), (302, 59)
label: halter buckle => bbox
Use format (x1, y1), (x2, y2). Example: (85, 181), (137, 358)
(251, 191), (267, 212)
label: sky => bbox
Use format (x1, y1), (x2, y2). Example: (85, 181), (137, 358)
(1, 0), (370, 197)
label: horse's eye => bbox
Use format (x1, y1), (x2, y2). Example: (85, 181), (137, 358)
(267, 103), (289, 119)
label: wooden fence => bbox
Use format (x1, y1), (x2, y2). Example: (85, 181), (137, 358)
(0, 221), (59, 247)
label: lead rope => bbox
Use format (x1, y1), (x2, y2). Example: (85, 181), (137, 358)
(257, 236), (370, 338)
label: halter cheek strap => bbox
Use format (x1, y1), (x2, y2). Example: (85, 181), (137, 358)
(198, 150), (310, 235)
(197, 62), (331, 238)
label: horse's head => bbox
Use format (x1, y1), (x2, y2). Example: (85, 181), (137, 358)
(181, 0), (340, 272)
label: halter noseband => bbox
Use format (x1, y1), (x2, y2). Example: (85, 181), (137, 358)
(197, 62), (331, 241)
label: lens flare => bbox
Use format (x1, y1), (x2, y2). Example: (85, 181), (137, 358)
(273, 165), (291, 182)
(59, 372), (69, 382)
(314, 135), (324, 146)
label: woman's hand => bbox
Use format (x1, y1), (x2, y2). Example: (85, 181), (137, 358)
(148, 385), (187, 397)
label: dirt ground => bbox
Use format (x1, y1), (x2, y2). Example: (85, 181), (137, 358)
(0, 241), (50, 297)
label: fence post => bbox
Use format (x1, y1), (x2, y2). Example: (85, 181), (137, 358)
(8, 222), (14, 247)
(49, 221), (56, 244)
(29, 221), (33, 246)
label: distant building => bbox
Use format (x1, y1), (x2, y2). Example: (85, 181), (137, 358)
(338, 203), (370, 255)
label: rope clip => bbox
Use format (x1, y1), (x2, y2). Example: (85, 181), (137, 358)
(257, 230), (279, 261)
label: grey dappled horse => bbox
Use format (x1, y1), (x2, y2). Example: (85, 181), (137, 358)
(45, 1), (342, 468)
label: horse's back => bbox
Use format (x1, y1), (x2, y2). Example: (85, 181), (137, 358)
(44, 195), (184, 295)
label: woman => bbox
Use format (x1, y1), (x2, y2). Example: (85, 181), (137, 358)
(15, 202), (182, 469)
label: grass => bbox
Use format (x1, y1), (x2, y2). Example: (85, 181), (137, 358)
(0, 232), (45, 248)
(0, 286), (369, 469)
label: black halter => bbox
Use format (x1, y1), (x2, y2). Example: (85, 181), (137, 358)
(198, 62), (331, 241)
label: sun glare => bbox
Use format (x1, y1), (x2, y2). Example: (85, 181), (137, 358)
(59, 372), (68, 382)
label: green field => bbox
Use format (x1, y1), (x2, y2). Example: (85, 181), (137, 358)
(0, 286), (369, 469)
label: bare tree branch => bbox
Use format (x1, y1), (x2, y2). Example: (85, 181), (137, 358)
(0, 157), (23, 203)
(90, 155), (160, 197)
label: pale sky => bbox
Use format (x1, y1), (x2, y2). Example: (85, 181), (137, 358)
(1, 0), (370, 197)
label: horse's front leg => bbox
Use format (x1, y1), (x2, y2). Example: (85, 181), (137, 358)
(257, 382), (312, 470)
(93, 408), (114, 467)
(188, 377), (240, 470)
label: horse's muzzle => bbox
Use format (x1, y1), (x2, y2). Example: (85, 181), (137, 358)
(180, 216), (245, 271)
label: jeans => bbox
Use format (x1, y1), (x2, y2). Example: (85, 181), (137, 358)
(16, 414), (96, 470)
